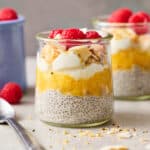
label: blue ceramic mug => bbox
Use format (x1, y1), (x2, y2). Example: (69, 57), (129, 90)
(0, 16), (26, 90)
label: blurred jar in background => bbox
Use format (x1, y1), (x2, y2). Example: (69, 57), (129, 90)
(0, 9), (26, 90)
(93, 14), (150, 100)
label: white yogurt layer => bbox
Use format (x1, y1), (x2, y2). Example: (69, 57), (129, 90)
(111, 38), (131, 54)
(37, 51), (108, 79)
(139, 34), (150, 51)
(111, 34), (150, 54)
(52, 52), (81, 71)
(60, 63), (108, 80)
(51, 51), (107, 79)
(37, 53), (51, 71)
(105, 28), (138, 54)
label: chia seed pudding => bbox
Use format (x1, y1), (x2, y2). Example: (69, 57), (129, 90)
(35, 28), (113, 127)
(113, 66), (150, 97)
(35, 90), (113, 125)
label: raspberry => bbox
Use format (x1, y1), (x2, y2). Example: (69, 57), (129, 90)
(108, 8), (133, 23)
(85, 31), (101, 39)
(129, 12), (150, 34)
(136, 11), (150, 22)
(0, 8), (18, 21)
(48, 29), (63, 38)
(0, 82), (23, 104)
(134, 27), (149, 35)
(129, 12), (150, 23)
(129, 13), (146, 23)
(61, 28), (85, 39)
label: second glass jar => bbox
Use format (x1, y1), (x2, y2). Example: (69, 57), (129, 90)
(93, 16), (150, 100)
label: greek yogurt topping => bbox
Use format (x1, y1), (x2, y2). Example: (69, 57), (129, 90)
(58, 63), (108, 80)
(111, 38), (131, 54)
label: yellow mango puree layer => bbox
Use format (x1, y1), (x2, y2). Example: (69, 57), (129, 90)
(112, 48), (150, 70)
(36, 68), (112, 96)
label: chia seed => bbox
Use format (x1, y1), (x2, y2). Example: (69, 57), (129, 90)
(35, 90), (113, 125)
(113, 66), (150, 97)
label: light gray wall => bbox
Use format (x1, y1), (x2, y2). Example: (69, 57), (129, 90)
(0, 0), (150, 56)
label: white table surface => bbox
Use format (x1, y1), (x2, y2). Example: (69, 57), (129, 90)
(0, 57), (150, 150)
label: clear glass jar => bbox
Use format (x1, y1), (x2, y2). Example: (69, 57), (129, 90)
(35, 30), (113, 127)
(93, 16), (150, 100)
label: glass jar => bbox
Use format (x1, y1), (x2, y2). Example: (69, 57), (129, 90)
(93, 16), (150, 100)
(35, 30), (113, 127)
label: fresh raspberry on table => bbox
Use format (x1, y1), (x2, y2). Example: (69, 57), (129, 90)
(0, 82), (23, 104)
(61, 28), (86, 39)
(48, 29), (63, 38)
(85, 31), (101, 39)
(0, 8), (18, 21)
(108, 8), (133, 23)
(129, 12), (150, 34)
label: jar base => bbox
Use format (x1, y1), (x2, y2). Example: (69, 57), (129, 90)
(41, 118), (111, 128)
(115, 95), (150, 101)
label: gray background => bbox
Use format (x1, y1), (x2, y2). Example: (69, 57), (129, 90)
(0, 0), (150, 56)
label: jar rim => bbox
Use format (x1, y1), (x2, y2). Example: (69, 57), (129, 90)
(36, 29), (113, 42)
(0, 15), (25, 26)
(92, 15), (150, 27)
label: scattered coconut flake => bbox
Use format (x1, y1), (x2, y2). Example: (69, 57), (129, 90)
(79, 130), (93, 137)
(101, 128), (109, 131)
(117, 131), (133, 139)
(49, 128), (53, 131)
(143, 130), (149, 134)
(95, 133), (103, 137)
(63, 130), (69, 135)
(107, 128), (119, 135)
(63, 139), (69, 145)
(100, 145), (128, 150)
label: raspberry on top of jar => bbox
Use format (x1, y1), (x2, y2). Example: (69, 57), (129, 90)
(105, 8), (150, 71)
(36, 28), (112, 96)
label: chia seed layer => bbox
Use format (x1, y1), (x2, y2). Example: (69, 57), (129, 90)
(35, 90), (113, 125)
(113, 66), (150, 97)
